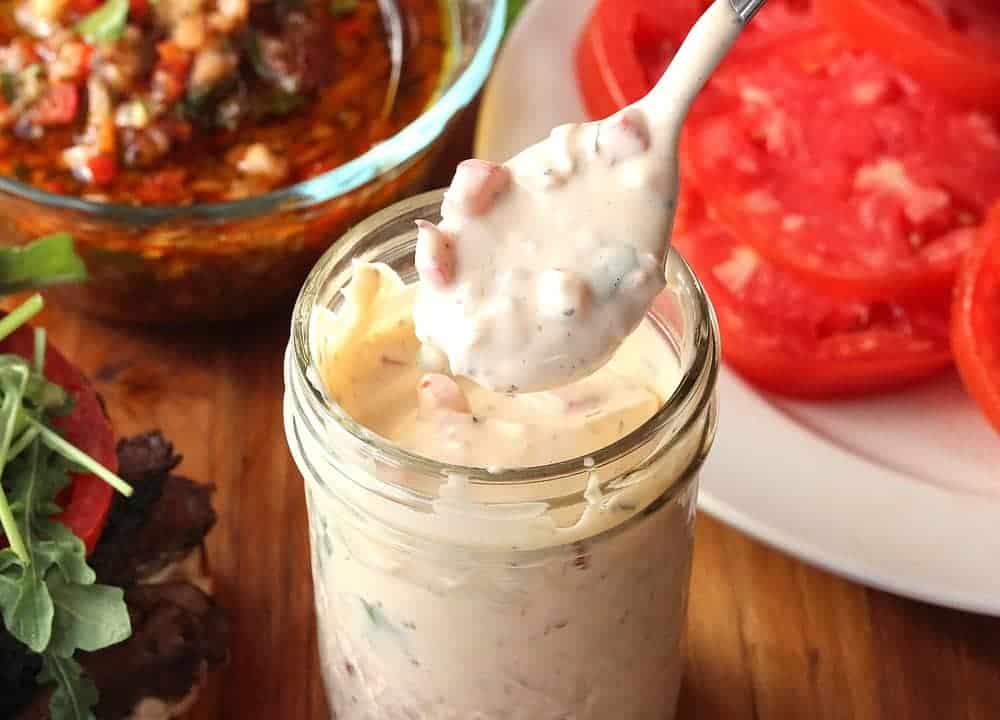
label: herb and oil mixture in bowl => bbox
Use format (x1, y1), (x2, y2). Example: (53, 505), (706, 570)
(0, 0), (505, 325)
(0, 0), (443, 203)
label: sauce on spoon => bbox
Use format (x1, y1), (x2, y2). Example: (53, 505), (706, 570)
(414, 0), (757, 393)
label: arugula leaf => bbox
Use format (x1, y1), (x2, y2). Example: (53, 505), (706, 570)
(0, 359), (31, 560)
(3, 566), (53, 652)
(31, 520), (95, 586)
(0, 297), (42, 346)
(75, 0), (129, 44)
(3, 441), (55, 652)
(0, 235), (87, 296)
(40, 654), (98, 720)
(32, 421), (133, 497)
(47, 578), (131, 657)
(0, 558), (17, 603)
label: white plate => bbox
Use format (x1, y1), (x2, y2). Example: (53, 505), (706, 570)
(475, 0), (1000, 615)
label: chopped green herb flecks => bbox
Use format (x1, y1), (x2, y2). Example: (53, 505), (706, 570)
(251, 89), (304, 119)
(40, 654), (99, 720)
(0, 72), (16, 104)
(243, 30), (277, 82)
(330, 0), (358, 16)
(76, 0), (129, 44)
(506, 0), (528, 30)
(361, 597), (383, 627)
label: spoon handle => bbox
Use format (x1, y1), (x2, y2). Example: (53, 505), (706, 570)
(638, 0), (750, 123)
(730, 0), (768, 23)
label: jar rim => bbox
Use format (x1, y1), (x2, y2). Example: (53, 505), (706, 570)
(288, 189), (720, 486)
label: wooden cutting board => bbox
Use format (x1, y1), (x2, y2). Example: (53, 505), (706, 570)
(17, 121), (1000, 719)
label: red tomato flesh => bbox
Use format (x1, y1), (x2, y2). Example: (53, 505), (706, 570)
(682, 33), (1000, 302)
(87, 153), (118, 186)
(575, 0), (701, 120)
(32, 82), (81, 126)
(672, 192), (953, 398)
(952, 202), (1000, 435)
(0, 324), (117, 555)
(69, 0), (102, 13)
(129, 0), (150, 21)
(818, 0), (1000, 111)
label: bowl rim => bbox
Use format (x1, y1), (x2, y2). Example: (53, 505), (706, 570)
(0, 0), (507, 225)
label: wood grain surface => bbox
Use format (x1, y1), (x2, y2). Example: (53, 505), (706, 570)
(17, 121), (1000, 720)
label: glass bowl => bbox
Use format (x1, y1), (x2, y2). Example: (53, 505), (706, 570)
(0, 0), (506, 325)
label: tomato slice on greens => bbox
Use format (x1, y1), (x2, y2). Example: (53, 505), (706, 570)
(952, 203), (1000, 436)
(0, 319), (118, 554)
(682, 32), (1000, 302)
(817, 0), (1000, 111)
(672, 192), (953, 399)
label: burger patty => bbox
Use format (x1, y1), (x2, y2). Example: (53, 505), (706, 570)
(0, 431), (229, 720)
(91, 431), (218, 589)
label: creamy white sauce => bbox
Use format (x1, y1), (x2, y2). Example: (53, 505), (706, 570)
(317, 263), (668, 468)
(306, 479), (696, 720)
(412, 0), (742, 393)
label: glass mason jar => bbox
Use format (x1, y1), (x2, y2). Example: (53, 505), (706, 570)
(283, 190), (720, 720)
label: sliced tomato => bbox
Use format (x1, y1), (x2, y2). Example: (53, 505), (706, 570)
(129, 0), (150, 21)
(671, 192), (953, 398)
(952, 202), (1000, 435)
(69, 0), (102, 12)
(0, 324), (117, 554)
(87, 153), (118, 186)
(574, 0), (815, 119)
(575, 0), (696, 119)
(682, 32), (1000, 302)
(76, 44), (95, 81)
(32, 82), (81, 126)
(737, 0), (817, 54)
(818, 0), (1000, 111)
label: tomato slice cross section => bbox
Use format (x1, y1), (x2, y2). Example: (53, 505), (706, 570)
(818, 0), (1000, 111)
(0, 324), (117, 555)
(575, 0), (703, 120)
(952, 202), (1000, 436)
(575, 0), (816, 120)
(672, 192), (953, 399)
(682, 33), (1000, 301)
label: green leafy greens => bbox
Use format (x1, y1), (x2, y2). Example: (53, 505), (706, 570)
(0, 236), (133, 720)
